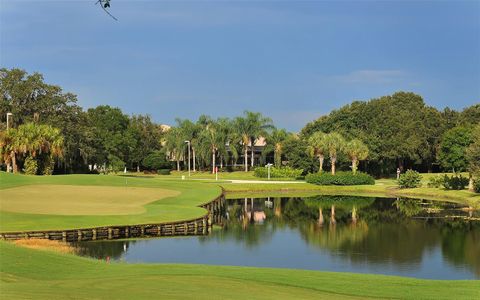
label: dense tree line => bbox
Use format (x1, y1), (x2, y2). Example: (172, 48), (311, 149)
(1, 69), (478, 178)
(301, 92), (479, 176)
(0, 68), (164, 173)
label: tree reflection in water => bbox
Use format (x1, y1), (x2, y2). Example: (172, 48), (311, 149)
(217, 196), (480, 277)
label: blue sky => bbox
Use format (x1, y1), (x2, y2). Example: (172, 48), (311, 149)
(1, 0), (479, 131)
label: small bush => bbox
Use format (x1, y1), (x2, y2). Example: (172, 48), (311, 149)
(24, 156), (38, 175)
(305, 171), (375, 186)
(142, 151), (170, 171)
(427, 175), (444, 188)
(398, 170), (422, 188)
(157, 169), (171, 175)
(443, 174), (469, 190)
(108, 155), (125, 174)
(254, 166), (303, 179)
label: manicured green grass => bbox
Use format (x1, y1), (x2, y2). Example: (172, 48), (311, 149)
(0, 172), (220, 232)
(1, 241), (478, 300)
(0, 185), (179, 215)
(1, 171), (479, 232)
(220, 177), (480, 208)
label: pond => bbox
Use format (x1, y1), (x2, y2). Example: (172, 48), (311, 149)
(73, 196), (480, 280)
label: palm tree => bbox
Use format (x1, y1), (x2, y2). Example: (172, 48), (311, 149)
(323, 132), (346, 175)
(215, 118), (237, 170)
(234, 111), (273, 172)
(0, 123), (64, 174)
(164, 127), (184, 171)
(199, 118), (222, 173)
(0, 129), (17, 173)
(307, 131), (327, 173)
(176, 118), (199, 172)
(344, 139), (369, 174)
(263, 128), (288, 168)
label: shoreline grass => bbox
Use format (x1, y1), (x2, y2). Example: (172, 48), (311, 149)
(1, 241), (479, 299)
(1, 171), (479, 232)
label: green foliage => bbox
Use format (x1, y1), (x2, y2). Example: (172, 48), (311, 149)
(283, 137), (317, 174)
(40, 154), (55, 175)
(23, 155), (38, 175)
(107, 154), (125, 174)
(473, 179), (480, 193)
(263, 128), (289, 168)
(301, 92), (478, 175)
(142, 151), (170, 171)
(427, 175), (444, 188)
(466, 124), (480, 177)
(305, 171), (375, 186)
(254, 166), (303, 179)
(442, 174), (469, 190)
(438, 126), (473, 172)
(344, 138), (369, 174)
(397, 170), (422, 189)
(157, 169), (171, 175)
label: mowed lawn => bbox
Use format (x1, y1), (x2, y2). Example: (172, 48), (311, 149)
(1, 185), (179, 215)
(0, 172), (221, 232)
(1, 242), (479, 300)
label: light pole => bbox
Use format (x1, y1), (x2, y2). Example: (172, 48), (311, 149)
(185, 140), (191, 177)
(266, 163), (273, 180)
(6, 112), (13, 130)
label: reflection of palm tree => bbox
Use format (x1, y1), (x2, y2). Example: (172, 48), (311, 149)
(274, 197), (282, 218)
(318, 207), (324, 226)
(352, 206), (358, 225)
(330, 205), (336, 225)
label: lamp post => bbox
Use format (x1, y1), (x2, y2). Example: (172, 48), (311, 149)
(185, 140), (191, 177)
(6, 112), (13, 130)
(266, 163), (273, 180)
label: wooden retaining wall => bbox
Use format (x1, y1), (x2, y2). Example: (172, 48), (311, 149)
(0, 190), (226, 242)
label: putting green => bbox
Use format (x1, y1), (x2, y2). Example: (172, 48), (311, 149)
(0, 185), (180, 215)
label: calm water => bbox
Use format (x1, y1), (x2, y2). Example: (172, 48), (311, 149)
(73, 196), (480, 279)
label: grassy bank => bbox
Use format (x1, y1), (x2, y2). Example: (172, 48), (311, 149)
(1, 171), (479, 232)
(0, 172), (220, 232)
(221, 182), (480, 208)
(1, 241), (478, 300)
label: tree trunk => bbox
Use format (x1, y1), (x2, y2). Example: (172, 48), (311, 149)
(352, 157), (358, 174)
(331, 156), (336, 175)
(212, 149), (216, 174)
(176, 159), (180, 171)
(137, 165), (140, 173)
(244, 147), (248, 172)
(11, 152), (18, 174)
(468, 174), (474, 192)
(250, 139), (254, 168)
(318, 155), (324, 173)
(220, 155), (223, 169)
(192, 147), (196, 172)
(6, 161), (11, 173)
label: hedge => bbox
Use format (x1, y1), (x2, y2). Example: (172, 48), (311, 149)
(305, 171), (375, 186)
(254, 166), (303, 179)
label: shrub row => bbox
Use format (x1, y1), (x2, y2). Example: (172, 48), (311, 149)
(254, 166), (303, 178)
(427, 174), (471, 190)
(305, 171), (375, 186)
